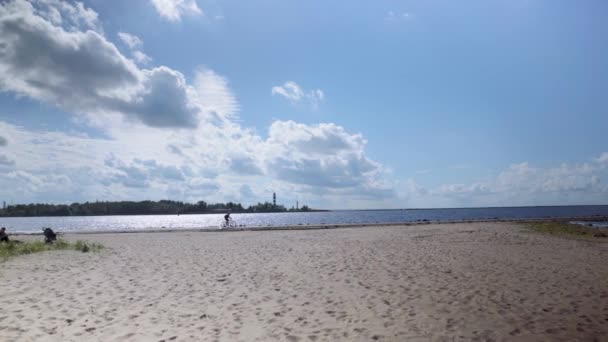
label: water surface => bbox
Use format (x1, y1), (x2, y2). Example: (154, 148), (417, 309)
(2, 205), (608, 233)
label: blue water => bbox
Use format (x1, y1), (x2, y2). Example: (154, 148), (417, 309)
(1, 205), (607, 233)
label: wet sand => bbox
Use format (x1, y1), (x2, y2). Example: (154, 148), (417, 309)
(1, 222), (607, 341)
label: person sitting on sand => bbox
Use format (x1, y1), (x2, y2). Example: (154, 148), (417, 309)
(42, 227), (57, 244)
(0, 227), (9, 243)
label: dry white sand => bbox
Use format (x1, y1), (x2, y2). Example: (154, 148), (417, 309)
(1, 222), (607, 341)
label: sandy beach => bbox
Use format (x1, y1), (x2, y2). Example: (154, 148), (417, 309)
(1, 222), (607, 341)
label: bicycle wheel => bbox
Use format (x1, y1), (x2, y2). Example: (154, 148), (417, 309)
(229, 220), (237, 228)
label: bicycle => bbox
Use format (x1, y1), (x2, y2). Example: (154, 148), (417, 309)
(220, 218), (237, 229)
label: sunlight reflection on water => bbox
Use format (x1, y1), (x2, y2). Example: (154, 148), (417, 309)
(1, 206), (608, 233)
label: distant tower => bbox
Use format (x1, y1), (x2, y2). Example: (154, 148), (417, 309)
(2, 201), (5, 210)
(296, 200), (299, 210)
(273, 192), (276, 207)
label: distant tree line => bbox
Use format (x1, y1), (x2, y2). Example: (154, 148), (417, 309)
(0, 200), (315, 217)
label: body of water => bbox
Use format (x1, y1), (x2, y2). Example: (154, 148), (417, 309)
(2, 205), (608, 233)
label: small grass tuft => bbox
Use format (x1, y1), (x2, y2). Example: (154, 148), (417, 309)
(526, 221), (608, 239)
(0, 239), (105, 261)
(73, 240), (104, 253)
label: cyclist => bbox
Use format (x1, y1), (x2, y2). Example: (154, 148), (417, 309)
(224, 209), (231, 226)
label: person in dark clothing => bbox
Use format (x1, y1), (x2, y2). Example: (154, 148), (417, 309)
(0, 227), (8, 242)
(42, 227), (57, 244)
(224, 212), (231, 225)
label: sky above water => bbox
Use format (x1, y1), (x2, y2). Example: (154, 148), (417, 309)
(0, 0), (607, 209)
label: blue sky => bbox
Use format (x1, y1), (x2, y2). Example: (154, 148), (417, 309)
(0, 0), (607, 208)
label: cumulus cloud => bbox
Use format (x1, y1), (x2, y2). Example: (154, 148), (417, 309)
(0, 124), (201, 199)
(422, 159), (608, 207)
(0, 1), (138, 103)
(239, 184), (254, 199)
(266, 121), (364, 156)
(117, 32), (142, 49)
(150, 0), (202, 21)
(501, 162), (600, 194)
(0, 112), (391, 207)
(0, 154), (15, 166)
(167, 144), (183, 155)
(596, 152), (608, 166)
(264, 121), (388, 193)
(5, 170), (71, 196)
(272, 81), (304, 102)
(103, 157), (187, 188)
(0, 0), (199, 128)
(132, 50), (152, 65)
(229, 157), (263, 175)
(119, 67), (200, 127)
(33, 0), (101, 31)
(271, 81), (324, 108)
(118, 32), (151, 65)
(2, 107), (607, 208)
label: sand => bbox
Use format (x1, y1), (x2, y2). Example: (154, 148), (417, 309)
(1, 222), (607, 341)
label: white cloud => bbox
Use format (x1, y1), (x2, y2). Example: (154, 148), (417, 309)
(400, 179), (428, 197)
(434, 183), (489, 196)
(150, 0), (202, 22)
(263, 121), (388, 193)
(272, 81), (324, 108)
(2, 103), (606, 208)
(272, 81), (304, 102)
(118, 32), (151, 65)
(418, 159), (608, 207)
(0, 120), (206, 202)
(385, 10), (412, 22)
(490, 162), (602, 195)
(117, 32), (142, 49)
(0, 113), (392, 207)
(309, 89), (324, 109)
(104, 156), (187, 188)
(0, 154), (15, 167)
(132, 50), (152, 65)
(266, 121), (364, 157)
(33, 0), (101, 31)
(229, 156), (263, 175)
(0, 0), (201, 128)
(596, 152), (608, 166)
(194, 68), (239, 119)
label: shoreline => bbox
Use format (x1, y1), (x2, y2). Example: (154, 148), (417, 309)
(9, 215), (608, 236)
